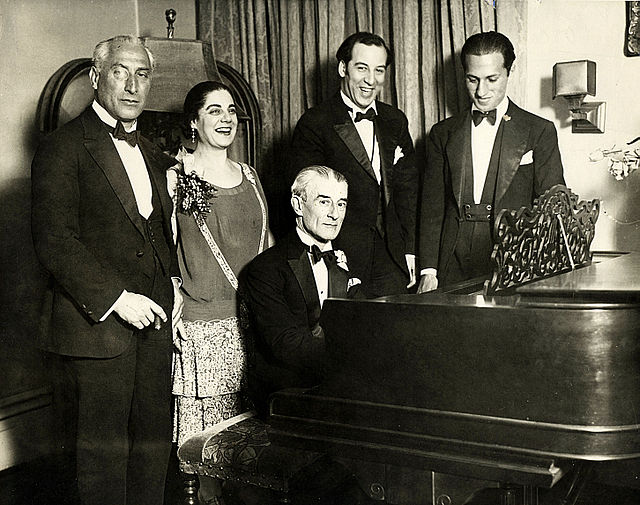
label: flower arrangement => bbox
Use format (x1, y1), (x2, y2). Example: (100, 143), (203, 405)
(589, 138), (640, 181)
(173, 147), (217, 215)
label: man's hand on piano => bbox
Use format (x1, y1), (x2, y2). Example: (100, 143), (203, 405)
(417, 273), (438, 293)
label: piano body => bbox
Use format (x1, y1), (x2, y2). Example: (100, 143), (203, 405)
(268, 186), (640, 504)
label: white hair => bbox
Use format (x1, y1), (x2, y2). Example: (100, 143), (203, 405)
(92, 35), (155, 71)
(291, 165), (347, 201)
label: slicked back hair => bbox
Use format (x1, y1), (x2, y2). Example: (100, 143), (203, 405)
(183, 80), (235, 125)
(461, 31), (516, 74)
(336, 32), (393, 67)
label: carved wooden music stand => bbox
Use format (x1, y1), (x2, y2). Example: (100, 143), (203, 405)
(484, 185), (600, 295)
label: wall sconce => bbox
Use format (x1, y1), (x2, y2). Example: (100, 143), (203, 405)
(552, 60), (606, 134)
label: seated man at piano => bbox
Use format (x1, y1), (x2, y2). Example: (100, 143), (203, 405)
(244, 165), (361, 416)
(417, 31), (566, 292)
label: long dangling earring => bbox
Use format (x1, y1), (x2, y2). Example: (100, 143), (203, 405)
(191, 127), (197, 144)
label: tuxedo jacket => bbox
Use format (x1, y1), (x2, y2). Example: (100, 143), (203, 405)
(419, 100), (565, 280)
(244, 230), (358, 409)
(290, 92), (418, 281)
(31, 107), (178, 358)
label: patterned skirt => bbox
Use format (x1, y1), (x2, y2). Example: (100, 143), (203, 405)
(172, 317), (251, 446)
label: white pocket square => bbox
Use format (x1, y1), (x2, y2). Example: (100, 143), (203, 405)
(347, 278), (362, 290)
(520, 150), (534, 165)
(393, 146), (404, 165)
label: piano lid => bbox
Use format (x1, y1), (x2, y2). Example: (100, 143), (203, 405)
(516, 251), (640, 300)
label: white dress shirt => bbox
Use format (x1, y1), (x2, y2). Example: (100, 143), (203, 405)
(93, 101), (154, 321)
(92, 100), (153, 218)
(340, 91), (381, 183)
(471, 96), (509, 204)
(296, 227), (333, 308)
(420, 96), (509, 281)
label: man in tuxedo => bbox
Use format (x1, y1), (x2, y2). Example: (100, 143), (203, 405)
(290, 32), (418, 297)
(418, 31), (565, 292)
(31, 35), (182, 505)
(245, 165), (360, 416)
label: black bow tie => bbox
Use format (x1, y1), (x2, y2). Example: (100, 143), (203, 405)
(354, 108), (376, 122)
(309, 245), (336, 264)
(472, 109), (497, 126)
(112, 121), (139, 147)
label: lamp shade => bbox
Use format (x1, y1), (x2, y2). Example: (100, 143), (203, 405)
(552, 60), (596, 99)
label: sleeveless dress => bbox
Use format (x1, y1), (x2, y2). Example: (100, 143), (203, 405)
(170, 161), (268, 446)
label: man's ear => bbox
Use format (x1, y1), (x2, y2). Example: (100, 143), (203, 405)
(338, 60), (346, 78)
(507, 62), (515, 77)
(291, 195), (304, 217)
(89, 66), (99, 91)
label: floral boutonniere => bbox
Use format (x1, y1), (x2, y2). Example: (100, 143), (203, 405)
(173, 147), (217, 216)
(503, 114), (511, 122)
(334, 249), (349, 271)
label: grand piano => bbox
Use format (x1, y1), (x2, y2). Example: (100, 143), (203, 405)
(268, 186), (640, 504)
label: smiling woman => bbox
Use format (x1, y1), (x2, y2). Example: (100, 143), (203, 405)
(169, 81), (272, 504)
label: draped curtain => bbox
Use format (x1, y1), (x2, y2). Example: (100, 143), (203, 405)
(199, 0), (527, 233)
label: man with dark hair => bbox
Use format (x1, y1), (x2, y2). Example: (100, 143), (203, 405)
(32, 35), (182, 505)
(418, 31), (565, 292)
(290, 32), (418, 297)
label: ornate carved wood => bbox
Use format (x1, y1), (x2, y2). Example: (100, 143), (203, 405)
(483, 185), (599, 295)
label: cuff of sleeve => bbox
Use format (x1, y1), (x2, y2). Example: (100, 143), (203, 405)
(100, 289), (127, 322)
(420, 268), (437, 277)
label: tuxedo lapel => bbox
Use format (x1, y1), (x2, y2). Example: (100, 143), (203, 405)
(139, 136), (175, 223)
(495, 101), (528, 206)
(81, 110), (146, 237)
(445, 112), (472, 212)
(374, 108), (394, 205)
(331, 96), (378, 182)
(286, 234), (322, 326)
(327, 262), (348, 299)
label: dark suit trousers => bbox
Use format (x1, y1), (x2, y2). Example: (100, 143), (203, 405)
(367, 231), (408, 297)
(59, 269), (173, 505)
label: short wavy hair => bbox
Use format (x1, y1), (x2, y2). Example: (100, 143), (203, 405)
(291, 166), (347, 201)
(92, 35), (155, 72)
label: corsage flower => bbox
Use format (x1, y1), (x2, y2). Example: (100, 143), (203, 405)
(173, 147), (217, 216)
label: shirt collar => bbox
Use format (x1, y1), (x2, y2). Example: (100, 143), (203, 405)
(471, 95), (509, 123)
(92, 100), (137, 132)
(340, 90), (378, 118)
(296, 226), (333, 252)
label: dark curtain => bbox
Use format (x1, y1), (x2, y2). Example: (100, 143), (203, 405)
(199, 0), (527, 234)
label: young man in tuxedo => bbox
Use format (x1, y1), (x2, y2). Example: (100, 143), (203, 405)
(245, 165), (360, 417)
(290, 32), (418, 297)
(31, 35), (182, 505)
(418, 31), (565, 292)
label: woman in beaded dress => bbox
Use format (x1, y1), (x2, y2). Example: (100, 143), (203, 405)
(169, 81), (271, 504)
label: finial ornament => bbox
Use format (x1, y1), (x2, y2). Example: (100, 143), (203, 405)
(166, 9), (176, 39)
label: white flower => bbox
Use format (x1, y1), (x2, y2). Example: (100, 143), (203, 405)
(393, 146), (404, 165)
(334, 249), (348, 271)
(589, 141), (640, 181)
(175, 146), (197, 175)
